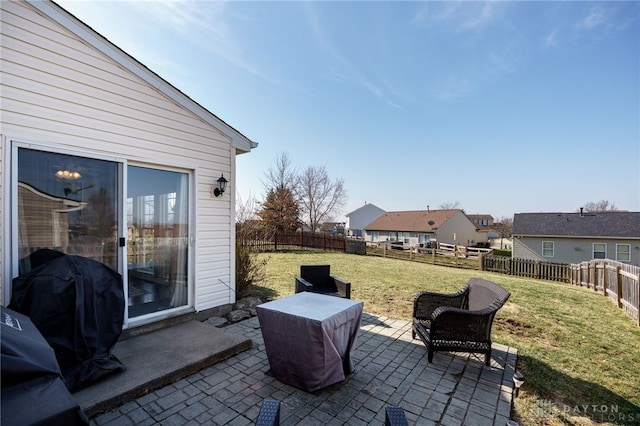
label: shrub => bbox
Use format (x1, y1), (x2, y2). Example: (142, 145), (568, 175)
(235, 243), (268, 297)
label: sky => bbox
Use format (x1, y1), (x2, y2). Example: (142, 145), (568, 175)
(56, 0), (640, 221)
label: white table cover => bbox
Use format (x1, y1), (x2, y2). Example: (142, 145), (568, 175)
(256, 292), (364, 392)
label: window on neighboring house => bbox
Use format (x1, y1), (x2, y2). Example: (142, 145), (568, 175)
(542, 241), (554, 257)
(616, 244), (631, 262)
(400, 232), (410, 243)
(593, 243), (607, 259)
(389, 232), (397, 241)
(371, 231), (379, 242)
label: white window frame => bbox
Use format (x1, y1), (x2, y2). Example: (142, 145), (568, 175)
(542, 241), (554, 257)
(616, 244), (631, 263)
(593, 243), (607, 259)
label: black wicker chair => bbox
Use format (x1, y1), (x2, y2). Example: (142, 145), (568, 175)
(412, 278), (510, 365)
(294, 265), (351, 299)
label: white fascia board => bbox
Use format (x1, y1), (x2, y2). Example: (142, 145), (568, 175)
(29, 1), (258, 154)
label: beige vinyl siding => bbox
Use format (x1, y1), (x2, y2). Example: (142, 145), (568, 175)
(514, 237), (640, 266)
(436, 211), (478, 246)
(1, 0), (236, 311)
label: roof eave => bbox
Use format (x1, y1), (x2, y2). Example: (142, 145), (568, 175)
(36, 0), (258, 154)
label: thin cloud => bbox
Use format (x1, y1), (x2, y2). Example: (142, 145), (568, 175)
(410, 1), (507, 33)
(133, 1), (278, 86)
(542, 29), (559, 49)
(303, 2), (403, 108)
(579, 6), (608, 30)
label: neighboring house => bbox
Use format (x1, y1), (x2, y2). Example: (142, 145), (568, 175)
(0, 0), (257, 329)
(466, 213), (497, 244)
(345, 203), (385, 238)
(467, 214), (494, 228)
(512, 211), (640, 267)
(363, 209), (486, 247)
(320, 222), (345, 236)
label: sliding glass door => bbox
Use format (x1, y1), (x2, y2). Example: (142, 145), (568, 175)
(126, 166), (189, 318)
(17, 148), (119, 274)
(14, 146), (191, 323)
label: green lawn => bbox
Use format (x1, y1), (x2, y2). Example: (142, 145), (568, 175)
(244, 251), (640, 426)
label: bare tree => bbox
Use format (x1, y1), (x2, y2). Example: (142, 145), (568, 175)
(439, 201), (461, 210)
(235, 192), (260, 225)
(582, 200), (619, 212)
(295, 166), (347, 233)
(262, 152), (297, 193)
(492, 216), (513, 250)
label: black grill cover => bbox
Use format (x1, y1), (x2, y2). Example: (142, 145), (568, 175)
(1, 306), (89, 425)
(8, 253), (126, 392)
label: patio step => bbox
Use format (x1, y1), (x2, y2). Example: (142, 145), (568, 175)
(73, 320), (252, 417)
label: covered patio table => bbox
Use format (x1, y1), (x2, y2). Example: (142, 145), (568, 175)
(256, 292), (363, 392)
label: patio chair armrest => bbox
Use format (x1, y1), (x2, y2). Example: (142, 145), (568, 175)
(412, 286), (469, 320)
(331, 275), (351, 299)
(295, 277), (314, 293)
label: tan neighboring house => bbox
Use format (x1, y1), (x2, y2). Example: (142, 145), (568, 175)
(363, 209), (487, 247)
(512, 211), (640, 267)
(1, 0), (257, 329)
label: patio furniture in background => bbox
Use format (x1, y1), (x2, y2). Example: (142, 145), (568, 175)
(412, 278), (511, 365)
(256, 292), (363, 392)
(294, 264), (351, 299)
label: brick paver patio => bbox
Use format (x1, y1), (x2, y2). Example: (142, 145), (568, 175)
(91, 313), (517, 425)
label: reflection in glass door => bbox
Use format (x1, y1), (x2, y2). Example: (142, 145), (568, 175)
(16, 148), (119, 274)
(127, 166), (189, 318)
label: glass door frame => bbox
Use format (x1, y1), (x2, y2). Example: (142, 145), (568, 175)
(125, 162), (194, 328)
(7, 140), (195, 329)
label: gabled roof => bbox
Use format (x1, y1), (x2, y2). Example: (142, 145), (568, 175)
(513, 212), (640, 239)
(466, 214), (494, 230)
(345, 203), (385, 217)
(364, 209), (460, 232)
(33, 0), (257, 153)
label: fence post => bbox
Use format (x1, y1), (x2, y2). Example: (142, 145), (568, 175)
(603, 261), (608, 296)
(616, 266), (623, 309)
(593, 261), (599, 293)
(478, 253), (484, 271)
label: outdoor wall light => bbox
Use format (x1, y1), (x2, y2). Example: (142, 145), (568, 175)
(513, 371), (525, 397)
(213, 174), (228, 197)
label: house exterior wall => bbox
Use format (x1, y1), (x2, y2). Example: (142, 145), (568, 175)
(1, 1), (238, 313)
(345, 204), (385, 237)
(435, 211), (480, 246)
(513, 237), (640, 267)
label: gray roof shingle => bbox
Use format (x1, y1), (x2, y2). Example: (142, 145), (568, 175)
(512, 212), (640, 238)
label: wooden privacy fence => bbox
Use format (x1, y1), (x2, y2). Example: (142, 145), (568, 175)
(239, 231), (351, 253)
(481, 255), (571, 282)
(570, 260), (640, 326)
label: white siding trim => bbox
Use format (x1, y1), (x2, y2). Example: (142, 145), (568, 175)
(26, 0), (257, 153)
